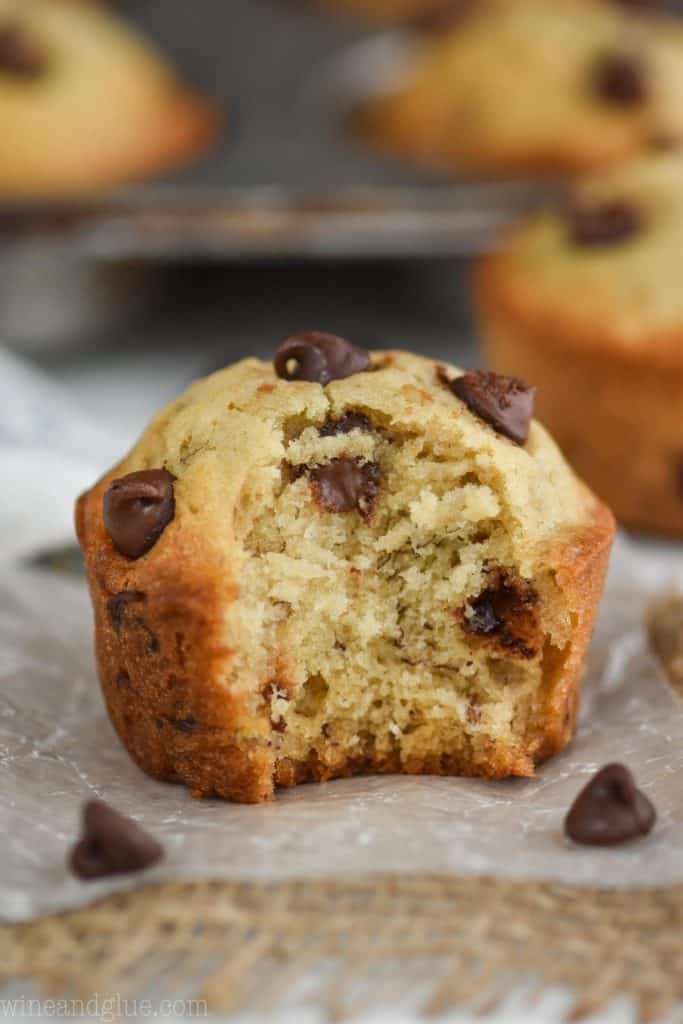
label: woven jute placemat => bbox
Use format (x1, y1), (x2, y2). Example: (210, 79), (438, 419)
(1, 874), (682, 1021)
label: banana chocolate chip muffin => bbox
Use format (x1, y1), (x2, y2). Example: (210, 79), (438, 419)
(319, 0), (658, 28)
(0, 0), (217, 196)
(355, 0), (683, 176)
(77, 335), (614, 803)
(477, 152), (683, 536)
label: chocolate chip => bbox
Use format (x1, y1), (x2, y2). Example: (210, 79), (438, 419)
(464, 597), (501, 636)
(174, 717), (198, 733)
(0, 22), (45, 77)
(445, 370), (535, 445)
(308, 458), (380, 518)
(107, 591), (144, 633)
(460, 572), (540, 659)
(594, 52), (647, 106)
(411, 0), (479, 31)
(274, 332), (371, 386)
(568, 200), (642, 247)
(676, 455), (683, 499)
(565, 764), (656, 846)
(319, 412), (374, 436)
(103, 469), (176, 560)
(613, 0), (659, 10)
(114, 670), (131, 689)
(68, 800), (163, 881)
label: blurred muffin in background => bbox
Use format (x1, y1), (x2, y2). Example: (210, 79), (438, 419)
(354, 0), (683, 177)
(0, 0), (218, 196)
(317, 0), (660, 27)
(476, 151), (683, 537)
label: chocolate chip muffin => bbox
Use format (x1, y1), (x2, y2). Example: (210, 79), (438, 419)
(76, 336), (614, 803)
(477, 152), (683, 536)
(319, 0), (656, 27)
(355, 0), (683, 177)
(0, 0), (217, 196)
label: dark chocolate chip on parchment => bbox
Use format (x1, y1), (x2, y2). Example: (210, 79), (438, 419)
(274, 332), (371, 386)
(444, 369), (535, 445)
(103, 469), (176, 560)
(69, 800), (163, 881)
(565, 763), (656, 846)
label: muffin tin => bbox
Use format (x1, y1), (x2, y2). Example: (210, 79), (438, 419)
(0, 0), (561, 263)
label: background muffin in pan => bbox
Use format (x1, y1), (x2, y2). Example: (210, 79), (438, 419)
(476, 151), (683, 537)
(355, 0), (683, 177)
(316, 0), (656, 26)
(0, 0), (218, 196)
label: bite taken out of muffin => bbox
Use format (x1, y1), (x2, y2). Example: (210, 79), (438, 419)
(477, 151), (683, 537)
(76, 333), (614, 803)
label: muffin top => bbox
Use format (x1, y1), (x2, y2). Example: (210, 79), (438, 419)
(479, 151), (683, 361)
(358, 0), (683, 175)
(0, 0), (216, 195)
(108, 345), (596, 580)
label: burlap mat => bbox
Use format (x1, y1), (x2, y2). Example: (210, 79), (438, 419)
(2, 874), (682, 1022)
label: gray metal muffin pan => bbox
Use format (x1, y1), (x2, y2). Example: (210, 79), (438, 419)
(1, 0), (680, 350)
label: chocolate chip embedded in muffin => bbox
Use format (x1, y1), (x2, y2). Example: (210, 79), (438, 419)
(459, 570), (541, 659)
(274, 332), (371, 386)
(443, 369), (535, 445)
(107, 591), (144, 633)
(565, 763), (656, 846)
(410, 0), (480, 33)
(69, 800), (163, 881)
(103, 469), (176, 560)
(0, 22), (45, 78)
(568, 199), (642, 246)
(174, 717), (199, 733)
(308, 458), (381, 518)
(319, 412), (374, 436)
(594, 52), (648, 107)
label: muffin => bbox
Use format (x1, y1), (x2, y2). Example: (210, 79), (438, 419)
(76, 336), (614, 803)
(0, 0), (217, 196)
(355, 0), (683, 177)
(477, 152), (683, 536)
(318, 0), (657, 27)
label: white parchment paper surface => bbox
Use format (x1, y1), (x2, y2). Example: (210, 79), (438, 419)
(0, 533), (682, 923)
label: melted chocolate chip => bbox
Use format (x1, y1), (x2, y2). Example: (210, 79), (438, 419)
(565, 764), (656, 846)
(103, 469), (176, 560)
(677, 455), (683, 499)
(465, 598), (501, 636)
(107, 591), (144, 633)
(0, 22), (45, 77)
(274, 332), (371, 386)
(594, 52), (647, 106)
(308, 458), (381, 518)
(461, 572), (540, 659)
(69, 800), (163, 881)
(319, 412), (374, 436)
(174, 717), (199, 733)
(411, 0), (479, 32)
(114, 670), (132, 689)
(568, 200), (642, 247)
(446, 370), (535, 445)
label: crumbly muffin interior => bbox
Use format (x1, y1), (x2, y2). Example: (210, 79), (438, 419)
(160, 354), (590, 779)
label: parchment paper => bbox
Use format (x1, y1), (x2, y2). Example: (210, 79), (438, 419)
(1, 533), (683, 924)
